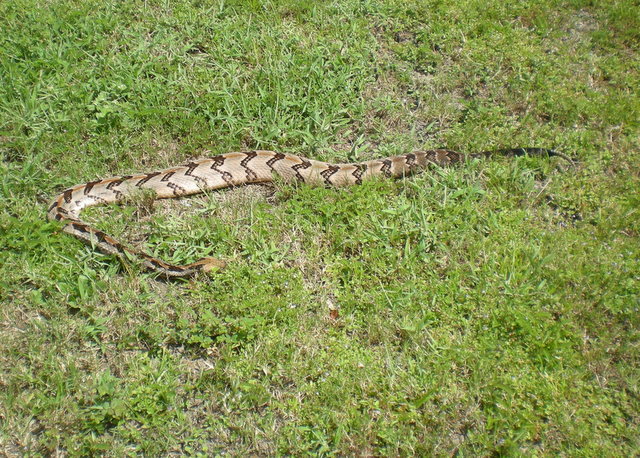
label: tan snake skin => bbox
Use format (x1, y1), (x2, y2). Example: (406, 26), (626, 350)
(48, 148), (572, 277)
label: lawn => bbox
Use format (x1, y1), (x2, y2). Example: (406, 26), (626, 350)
(1, 0), (638, 454)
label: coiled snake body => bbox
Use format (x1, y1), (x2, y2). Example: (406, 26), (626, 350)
(48, 148), (571, 277)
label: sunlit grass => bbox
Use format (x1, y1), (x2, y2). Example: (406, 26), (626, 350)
(1, 0), (638, 454)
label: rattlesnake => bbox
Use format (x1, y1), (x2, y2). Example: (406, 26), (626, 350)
(48, 148), (572, 277)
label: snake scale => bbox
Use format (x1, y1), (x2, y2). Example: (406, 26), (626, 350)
(48, 147), (572, 278)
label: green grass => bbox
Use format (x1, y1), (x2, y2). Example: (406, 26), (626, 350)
(1, 0), (639, 454)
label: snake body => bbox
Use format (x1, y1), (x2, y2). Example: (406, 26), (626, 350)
(48, 148), (571, 277)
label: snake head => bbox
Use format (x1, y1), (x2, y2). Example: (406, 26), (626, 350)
(193, 257), (227, 273)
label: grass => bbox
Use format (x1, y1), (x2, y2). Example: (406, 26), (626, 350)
(1, 0), (639, 454)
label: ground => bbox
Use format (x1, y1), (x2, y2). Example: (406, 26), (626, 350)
(1, 0), (639, 455)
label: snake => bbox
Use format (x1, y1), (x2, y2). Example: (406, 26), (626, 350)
(47, 147), (572, 278)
